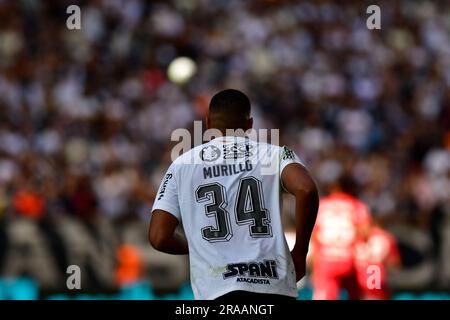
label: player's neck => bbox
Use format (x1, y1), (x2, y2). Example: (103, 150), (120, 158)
(208, 127), (250, 138)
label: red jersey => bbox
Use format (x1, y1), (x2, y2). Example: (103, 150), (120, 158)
(354, 227), (400, 299)
(311, 193), (371, 270)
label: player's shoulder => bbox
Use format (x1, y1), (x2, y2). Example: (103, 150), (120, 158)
(171, 140), (219, 166)
(254, 141), (293, 152)
(278, 145), (298, 160)
(266, 144), (306, 168)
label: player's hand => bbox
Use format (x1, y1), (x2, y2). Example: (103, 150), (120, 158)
(291, 248), (307, 282)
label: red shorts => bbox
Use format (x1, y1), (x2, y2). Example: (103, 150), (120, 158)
(356, 265), (390, 300)
(312, 262), (361, 300)
(361, 287), (389, 300)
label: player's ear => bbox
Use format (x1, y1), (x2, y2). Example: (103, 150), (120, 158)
(246, 117), (253, 130)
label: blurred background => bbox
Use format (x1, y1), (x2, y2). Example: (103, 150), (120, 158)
(0, 0), (449, 300)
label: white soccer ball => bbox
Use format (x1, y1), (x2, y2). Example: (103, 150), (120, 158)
(167, 57), (197, 84)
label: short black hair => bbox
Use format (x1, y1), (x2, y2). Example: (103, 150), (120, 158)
(336, 174), (357, 196)
(208, 89), (251, 130)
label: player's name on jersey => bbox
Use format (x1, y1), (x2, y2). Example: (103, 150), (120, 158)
(203, 160), (253, 179)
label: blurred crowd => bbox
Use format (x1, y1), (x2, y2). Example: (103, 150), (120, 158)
(0, 0), (450, 286)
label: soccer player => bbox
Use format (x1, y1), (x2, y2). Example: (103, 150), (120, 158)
(149, 89), (319, 300)
(309, 176), (371, 300)
(354, 220), (401, 300)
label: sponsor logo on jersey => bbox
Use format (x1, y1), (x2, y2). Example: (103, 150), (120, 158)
(222, 142), (254, 159)
(222, 260), (278, 285)
(281, 146), (295, 160)
(157, 173), (173, 200)
(200, 145), (221, 162)
(236, 278), (271, 285)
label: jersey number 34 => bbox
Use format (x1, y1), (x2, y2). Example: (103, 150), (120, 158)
(195, 177), (272, 242)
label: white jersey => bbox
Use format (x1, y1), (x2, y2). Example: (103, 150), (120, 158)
(151, 136), (305, 299)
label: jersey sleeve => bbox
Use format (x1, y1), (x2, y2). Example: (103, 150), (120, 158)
(279, 145), (306, 192)
(151, 163), (181, 221)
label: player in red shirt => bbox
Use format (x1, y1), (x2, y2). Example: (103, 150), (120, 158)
(309, 176), (371, 300)
(354, 222), (401, 300)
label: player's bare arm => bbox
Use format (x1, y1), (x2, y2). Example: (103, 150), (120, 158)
(149, 210), (189, 255)
(281, 163), (319, 281)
